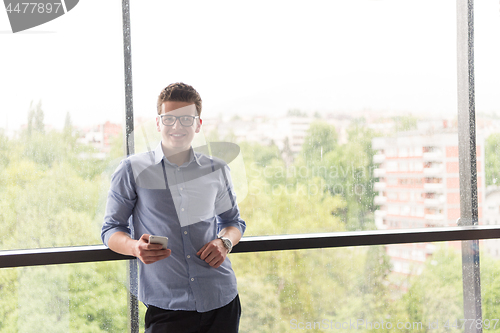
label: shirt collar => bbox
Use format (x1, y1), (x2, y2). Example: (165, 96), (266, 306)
(153, 142), (202, 167)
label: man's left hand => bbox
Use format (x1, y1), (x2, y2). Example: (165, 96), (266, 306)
(197, 239), (228, 268)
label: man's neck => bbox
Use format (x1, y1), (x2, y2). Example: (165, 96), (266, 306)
(162, 146), (191, 167)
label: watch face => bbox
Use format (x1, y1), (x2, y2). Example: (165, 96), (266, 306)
(221, 238), (232, 251)
(218, 236), (232, 252)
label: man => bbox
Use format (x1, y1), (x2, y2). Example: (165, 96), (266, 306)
(101, 82), (246, 332)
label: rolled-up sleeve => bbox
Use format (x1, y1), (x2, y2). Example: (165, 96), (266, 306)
(215, 164), (246, 236)
(101, 159), (138, 247)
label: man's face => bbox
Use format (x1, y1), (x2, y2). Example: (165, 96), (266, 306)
(156, 101), (201, 154)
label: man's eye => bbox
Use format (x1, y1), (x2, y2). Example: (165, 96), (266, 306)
(180, 117), (191, 121)
(164, 117), (175, 121)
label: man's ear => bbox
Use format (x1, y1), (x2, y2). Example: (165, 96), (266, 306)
(156, 116), (161, 132)
(195, 118), (202, 133)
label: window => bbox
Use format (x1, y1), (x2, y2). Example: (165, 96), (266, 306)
(0, 2), (124, 251)
(1, 0), (498, 331)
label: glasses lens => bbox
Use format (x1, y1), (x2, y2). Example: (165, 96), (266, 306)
(162, 116), (176, 126)
(179, 116), (194, 126)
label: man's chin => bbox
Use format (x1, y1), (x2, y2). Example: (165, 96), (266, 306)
(163, 143), (190, 153)
(164, 139), (187, 147)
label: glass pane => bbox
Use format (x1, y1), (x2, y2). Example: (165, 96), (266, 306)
(129, 0), (462, 235)
(480, 240), (500, 323)
(230, 242), (500, 333)
(0, 3), (125, 250)
(3, 241), (496, 331)
(0, 261), (133, 332)
(476, 0), (500, 228)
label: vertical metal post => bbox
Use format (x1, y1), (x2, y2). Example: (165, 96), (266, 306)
(457, 0), (482, 331)
(122, 0), (135, 157)
(122, 0), (139, 332)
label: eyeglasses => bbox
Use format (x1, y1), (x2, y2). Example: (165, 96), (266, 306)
(158, 115), (199, 127)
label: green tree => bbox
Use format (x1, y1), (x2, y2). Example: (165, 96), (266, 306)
(301, 121), (337, 163)
(327, 120), (377, 230)
(403, 246), (463, 333)
(34, 100), (45, 133)
(0, 130), (9, 167)
(296, 119), (377, 230)
(239, 141), (282, 168)
(64, 112), (73, 138)
(479, 249), (500, 324)
(485, 133), (500, 186)
(287, 109), (307, 117)
(0, 109), (128, 331)
(392, 115), (418, 132)
(27, 101), (35, 137)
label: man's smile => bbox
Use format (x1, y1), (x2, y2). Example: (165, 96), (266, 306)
(169, 133), (187, 138)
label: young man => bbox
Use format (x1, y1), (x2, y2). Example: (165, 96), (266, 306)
(101, 82), (246, 332)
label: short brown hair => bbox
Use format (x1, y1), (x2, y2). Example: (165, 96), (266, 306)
(157, 82), (202, 116)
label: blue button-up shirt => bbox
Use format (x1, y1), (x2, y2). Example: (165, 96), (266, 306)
(101, 142), (246, 312)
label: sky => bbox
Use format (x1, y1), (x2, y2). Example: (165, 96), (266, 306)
(0, 0), (499, 132)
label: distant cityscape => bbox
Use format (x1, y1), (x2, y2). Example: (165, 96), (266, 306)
(4, 110), (500, 157)
(4, 109), (500, 273)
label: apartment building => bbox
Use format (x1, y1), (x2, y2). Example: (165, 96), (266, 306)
(203, 115), (314, 157)
(372, 128), (485, 275)
(484, 186), (500, 259)
(77, 121), (122, 157)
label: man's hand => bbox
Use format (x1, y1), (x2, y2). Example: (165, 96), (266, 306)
(133, 234), (171, 265)
(197, 239), (228, 268)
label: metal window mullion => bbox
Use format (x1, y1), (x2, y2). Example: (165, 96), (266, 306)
(122, 1), (139, 332)
(457, 0), (482, 331)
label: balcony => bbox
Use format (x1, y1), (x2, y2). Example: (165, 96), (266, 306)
(374, 182), (387, 191)
(423, 152), (443, 161)
(374, 195), (387, 205)
(424, 198), (444, 207)
(374, 210), (387, 218)
(373, 154), (386, 164)
(425, 213), (445, 221)
(423, 183), (443, 191)
(375, 217), (387, 229)
(423, 166), (443, 176)
(373, 168), (386, 177)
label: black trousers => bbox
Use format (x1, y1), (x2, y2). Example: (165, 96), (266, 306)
(145, 295), (241, 333)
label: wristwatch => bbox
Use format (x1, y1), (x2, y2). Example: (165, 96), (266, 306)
(217, 235), (233, 253)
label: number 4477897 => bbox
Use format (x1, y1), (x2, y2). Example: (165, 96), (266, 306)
(444, 319), (499, 330)
(6, 3), (62, 14)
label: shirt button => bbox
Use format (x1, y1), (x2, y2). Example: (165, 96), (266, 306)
(180, 187), (183, 191)
(191, 278), (194, 281)
(177, 168), (180, 171)
(184, 231), (188, 235)
(187, 255), (191, 259)
(181, 208), (184, 211)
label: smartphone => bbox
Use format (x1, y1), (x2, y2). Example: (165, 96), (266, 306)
(149, 235), (169, 249)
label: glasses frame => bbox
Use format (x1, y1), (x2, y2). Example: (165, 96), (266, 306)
(158, 114), (200, 127)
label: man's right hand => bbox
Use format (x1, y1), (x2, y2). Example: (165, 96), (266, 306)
(108, 232), (171, 265)
(132, 234), (171, 264)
